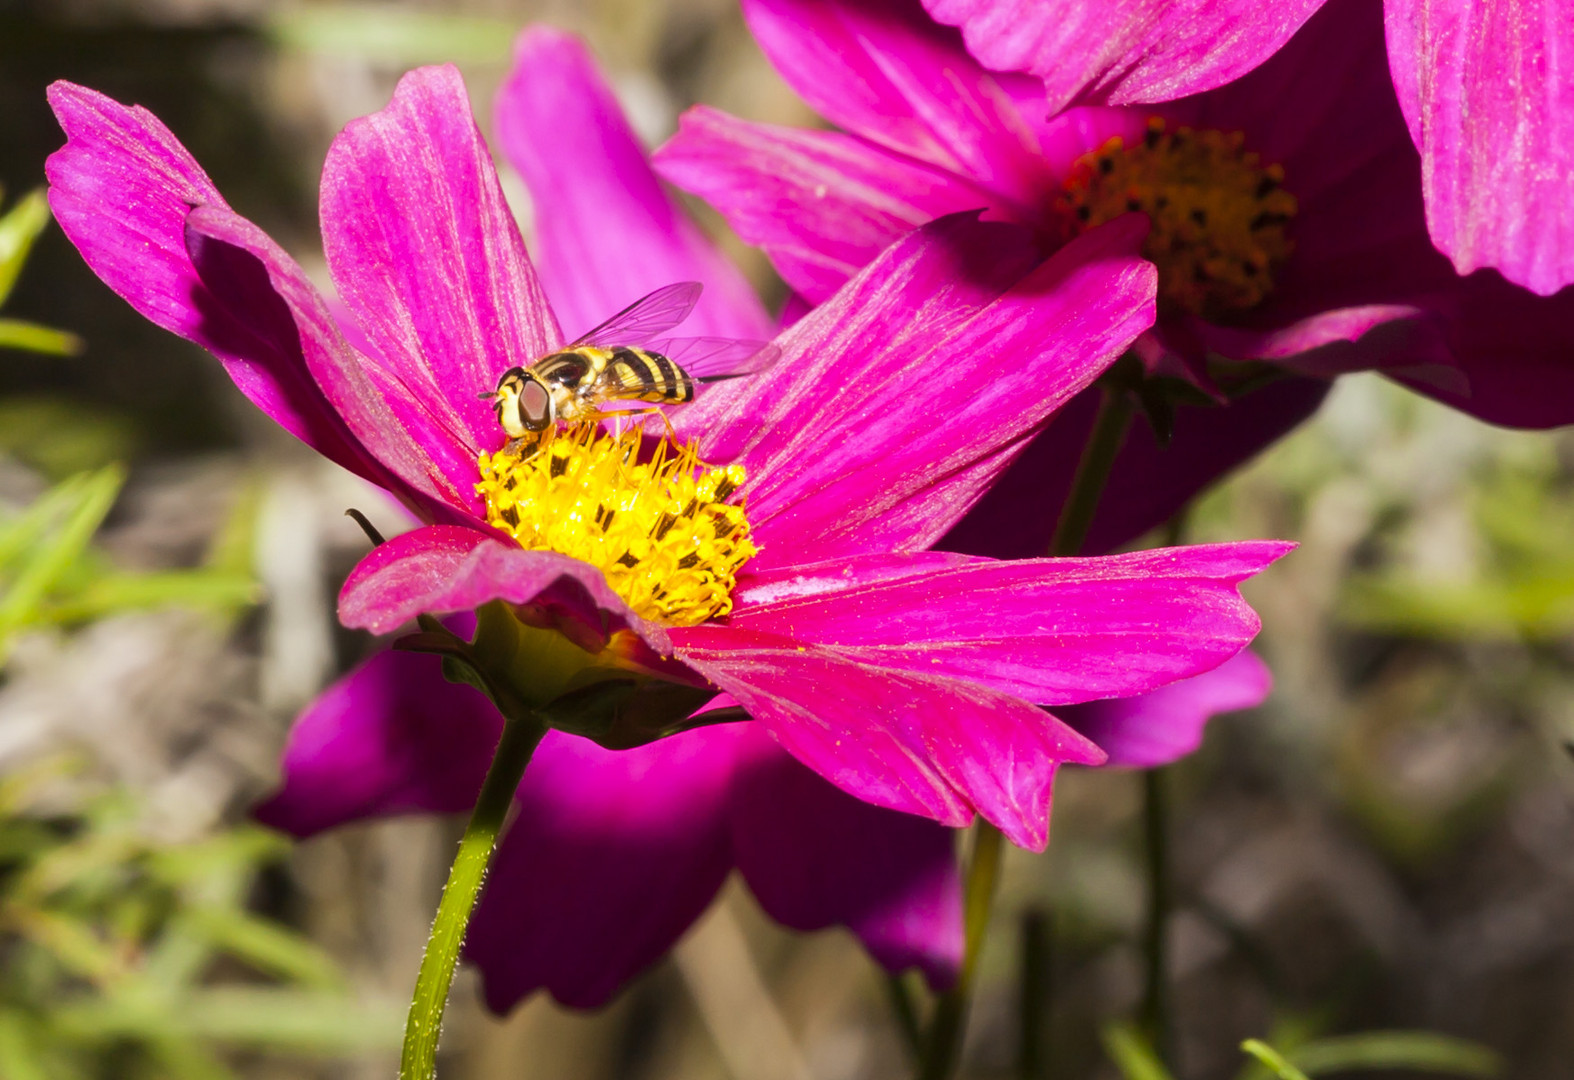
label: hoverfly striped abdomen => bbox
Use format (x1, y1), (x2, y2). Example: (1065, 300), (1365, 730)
(607, 346), (694, 404)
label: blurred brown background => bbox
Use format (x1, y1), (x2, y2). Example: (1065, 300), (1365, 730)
(2, 2), (1573, 1078)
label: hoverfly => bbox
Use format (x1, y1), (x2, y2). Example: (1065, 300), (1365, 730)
(482, 282), (778, 454)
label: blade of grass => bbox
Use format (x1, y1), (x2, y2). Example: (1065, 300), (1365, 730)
(1102, 1022), (1175, 1080)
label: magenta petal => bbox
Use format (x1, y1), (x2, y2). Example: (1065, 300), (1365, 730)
(655, 107), (1003, 305)
(44, 82), (379, 481)
(182, 206), (476, 516)
(672, 626), (1104, 850)
(1059, 650), (1271, 769)
(698, 213), (1154, 569)
(740, 0), (1057, 206)
(1385, 0), (1574, 295)
(338, 524), (670, 655)
(730, 738), (963, 986)
(321, 65), (562, 460)
(496, 30), (771, 341)
(922, 0), (1325, 113)
(729, 543), (1289, 705)
(254, 649), (502, 837)
(464, 727), (742, 1011)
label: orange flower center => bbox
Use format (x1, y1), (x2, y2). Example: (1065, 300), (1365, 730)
(1057, 118), (1298, 320)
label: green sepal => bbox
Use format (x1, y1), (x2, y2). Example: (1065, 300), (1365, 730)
(400, 600), (724, 749)
(537, 678), (721, 749)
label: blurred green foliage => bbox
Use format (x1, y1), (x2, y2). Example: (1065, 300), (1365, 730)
(0, 466), (259, 663)
(1102, 1021), (1499, 1080)
(0, 758), (403, 1079)
(1338, 442), (1574, 639)
(0, 188), (81, 358)
(268, 6), (516, 66)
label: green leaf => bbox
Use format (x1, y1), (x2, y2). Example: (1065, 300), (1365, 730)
(1241, 1039), (1312, 1080)
(0, 319), (83, 356)
(1290, 1032), (1501, 1077)
(40, 569), (260, 624)
(1102, 1022), (1176, 1080)
(55, 990), (404, 1054)
(268, 7), (516, 65)
(0, 189), (51, 305)
(0, 398), (137, 478)
(0, 465), (125, 657)
(0, 1008), (55, 1080)
(203, 478), (262, 578)
(183, 906), (343, 990)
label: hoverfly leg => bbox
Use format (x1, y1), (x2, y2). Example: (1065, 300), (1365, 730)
(596, 405), (672, 435)
(504, 424), (553, 461)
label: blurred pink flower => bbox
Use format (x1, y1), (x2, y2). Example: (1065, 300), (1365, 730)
(919, 0), (1574, 298)
(47, 44), (1284, 1005)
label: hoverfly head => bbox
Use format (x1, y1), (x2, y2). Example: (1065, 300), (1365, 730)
(489, 367), (553, 438)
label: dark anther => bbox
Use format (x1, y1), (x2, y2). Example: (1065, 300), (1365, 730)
(1126, 197), (1142, 212)
(1075, 206), (1092, 222)
(1254, 176), (1280, 197)
(714, 477), (739, 501)
(1241, 260), (1260, 276)
(677, 553), (701, 570)
(654, 512), (679, 540)
(550, 453), (569, 478)
(501, 505), (520, 527)
(1143, 127), (1162, 149)
(617, 552), (640, 568)
(1190, 208), (1208, 226)
(1098, 157), (1115, 175)
(345, 508), (387, 547)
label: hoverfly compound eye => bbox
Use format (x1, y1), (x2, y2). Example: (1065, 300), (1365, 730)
(520, 377), (552, 431)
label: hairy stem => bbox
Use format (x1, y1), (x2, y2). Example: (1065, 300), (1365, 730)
(400, 712), (546, 1080)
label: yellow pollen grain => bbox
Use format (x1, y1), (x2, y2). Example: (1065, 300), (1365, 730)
(475, 425), (757, 626)
(1056, 117), (1299, 320)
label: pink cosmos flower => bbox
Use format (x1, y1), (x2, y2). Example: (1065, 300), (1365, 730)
(655, 0), (1574, 546)
(917, 0), (1574, 299)
(46, 46), (1284, 1007)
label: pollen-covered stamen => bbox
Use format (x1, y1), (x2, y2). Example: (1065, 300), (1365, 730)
(1056, 117), (1298, 320)
(476, 425), (757, 627)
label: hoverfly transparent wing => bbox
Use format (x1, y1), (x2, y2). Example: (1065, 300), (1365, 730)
(648, 337), (782, 387)
(568, 282), (703, 349)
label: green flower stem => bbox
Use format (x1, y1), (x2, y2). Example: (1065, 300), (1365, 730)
(1047, 384), (1135, 559)
(885, 973), (924, 1059)
(400, 710), (546, 1080)
(919, 822), (1004, 1080)
(917, 380), (1137, 1080)
(1140, 511), (1188, 1068)
(1017, 908), (1052, 1080)
(1139, 767), (1173, 1067)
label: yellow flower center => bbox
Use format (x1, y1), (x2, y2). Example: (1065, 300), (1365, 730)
(475, 426), (757, 626)
(1056, 117), (1298, 320)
